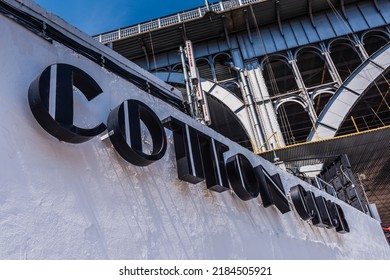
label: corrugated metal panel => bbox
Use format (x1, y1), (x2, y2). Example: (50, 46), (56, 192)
(258, 27), (277, 55)
(378, 0), (390, 23)
(207, 40), (221, 55)
(325, 11), (349, 36)
(358, 2), (386, 27)
(346, 5), (370, 33)
(315, 13), (337, 41)
(236, 34), (249, 60)
(283, 22), (299, 49)
(289, 19), (310, 46)
(269, 25), (288, 50)
(300, 17), (321, 43)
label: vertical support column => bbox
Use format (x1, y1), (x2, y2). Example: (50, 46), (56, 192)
(205, 0), (211, 11)
(221, 15), (232, 50)
(287, 51), (318, 125)
(227, 37), (262, 152)
(209, 55), (218, 82)
(245, 60), (285, 150)
(226, 60), (265, 152)
(179, 46), (194, 117)
(353, 34), (369, 60)
(220, 1), (224, 11)
(320, 43), (342, 85)
(239, 67), (266, 152)
(245, 64), (269, 151)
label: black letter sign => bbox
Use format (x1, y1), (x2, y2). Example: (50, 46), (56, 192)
(107, 99), (167, 166)
(28, 64), (107, 143)
(163, 116), (230, 192)
(290, 184), (349, 233)
(253, 166), (290, 214)
(225, 153), (260, 201)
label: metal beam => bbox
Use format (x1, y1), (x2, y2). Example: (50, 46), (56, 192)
(205, 0), (210, 11)
(340, 0), (348, 20)
(373, 0), (381, 13)
(308, 43), (390, 141)
(275, 0), (284, 36)
(179, 23), (188, 44)
(138, 37), (150, 70)
(244, 9), (253, 44)
(307, 0), (316, 28)
(221, 15), (232, 49)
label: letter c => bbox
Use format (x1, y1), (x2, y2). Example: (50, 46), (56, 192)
(28, 64), (106, 143)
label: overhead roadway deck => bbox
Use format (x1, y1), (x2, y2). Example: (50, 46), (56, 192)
(94, 0), (376, 61)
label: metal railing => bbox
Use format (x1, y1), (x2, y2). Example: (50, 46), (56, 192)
(94, 0), (264, 44)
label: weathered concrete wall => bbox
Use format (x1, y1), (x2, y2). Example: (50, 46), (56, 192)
(0, 0), (389, 259)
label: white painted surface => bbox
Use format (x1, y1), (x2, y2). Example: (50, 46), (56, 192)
(0, 0), (389, 260)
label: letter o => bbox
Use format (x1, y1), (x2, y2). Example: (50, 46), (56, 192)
(290, 184), (313, 221)
(107, 99), (167, 166)
(225, 153), (260, 201)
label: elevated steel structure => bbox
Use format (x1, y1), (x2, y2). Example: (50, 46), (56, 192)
(95, 0), (390, 225)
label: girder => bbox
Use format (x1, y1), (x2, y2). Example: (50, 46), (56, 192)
(154, 71), (256, 145)
(308, 43), (390, 141)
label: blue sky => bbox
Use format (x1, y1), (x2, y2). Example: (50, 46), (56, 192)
(34, 0), (208, 35)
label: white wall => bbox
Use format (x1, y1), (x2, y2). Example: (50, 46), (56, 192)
(0, 0), (389, 259)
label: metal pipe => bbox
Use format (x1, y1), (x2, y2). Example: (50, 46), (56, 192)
(225, 62), (265, 151)
(205, 0), (210, 11)
(357, 173), (373, 217)
(179, 46), (194, 117)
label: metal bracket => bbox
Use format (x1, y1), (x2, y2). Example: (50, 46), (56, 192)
(308, 0), (316, 28)
(341, 85), (361, 97)
(275, 0), (284, 36)
(369, 59), (385, 71)
(373, 0), (381, 13)
(244, 9), (253, 44)
(221, 15), (232, 49)
(139, 37), (150, 70)
(100, 130), (114, 141)
(179, 23), (188, 43)
(317, 121), (338, 131)
(340, 0), (348, 20)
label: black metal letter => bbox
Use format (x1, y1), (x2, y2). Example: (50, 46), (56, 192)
(315, 196), (334, 228)
(107, 99), (167, 166)
(327, 200), (350, 233)
(199, 136), (230, 192)
(162, 117), (204, 183)
(225, 153), (260, 201)
(290, 184), (314, 221)
(28, 64), (106, 143)
(163, 116), (230, 192)
(255, 166), (290, 214)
